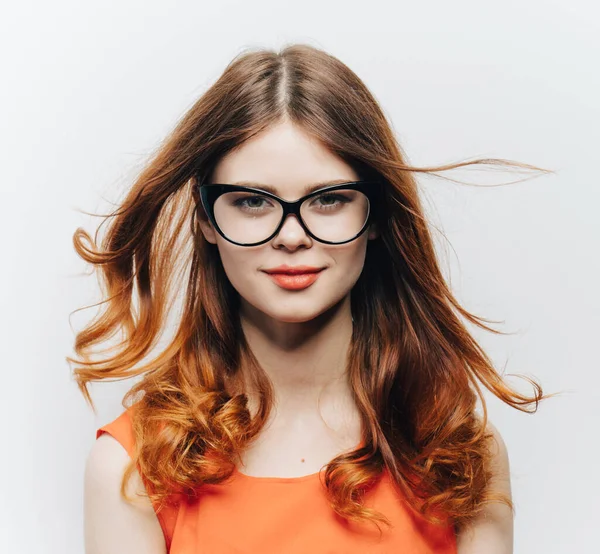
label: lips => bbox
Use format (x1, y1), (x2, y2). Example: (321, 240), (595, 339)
(262, 266), (325, 290)
(262, 265), (325, 275)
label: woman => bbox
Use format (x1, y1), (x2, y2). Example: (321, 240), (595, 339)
(73, 44), (553, 553)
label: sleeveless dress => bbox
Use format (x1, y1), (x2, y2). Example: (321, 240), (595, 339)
(96, 407), (457, 553)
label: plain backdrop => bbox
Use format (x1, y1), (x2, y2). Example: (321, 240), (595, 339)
(1, 1), (598, 552)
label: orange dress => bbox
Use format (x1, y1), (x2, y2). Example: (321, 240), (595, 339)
(96, 407), (457, 553)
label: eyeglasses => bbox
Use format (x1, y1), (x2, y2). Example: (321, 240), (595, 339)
(196, 180), (381, 247)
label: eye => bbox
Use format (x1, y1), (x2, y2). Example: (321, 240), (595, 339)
(231, 194), (275, 211)
(310, 193), (351, 209)
(241, 197), (266, 208)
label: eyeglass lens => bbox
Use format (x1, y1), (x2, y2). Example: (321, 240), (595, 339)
(212, 188), (370, 244)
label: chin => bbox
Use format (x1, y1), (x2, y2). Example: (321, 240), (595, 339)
(267, 308), (326, 324)
(239, 283), (353, 325)
(286, 315), (326, 324)
(265, 295), (350, 325)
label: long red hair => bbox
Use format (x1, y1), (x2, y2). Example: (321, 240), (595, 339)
(69, 43), (558, 534)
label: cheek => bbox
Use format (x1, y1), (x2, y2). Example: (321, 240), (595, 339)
(214, 242), (278, 312)
(328, 239), (369, 281)
(216, 245), (255, 290)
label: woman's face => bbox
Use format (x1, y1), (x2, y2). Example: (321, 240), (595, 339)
(198, 119), (378, 325)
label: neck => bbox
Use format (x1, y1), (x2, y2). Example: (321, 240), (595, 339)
(238, 295), (354, 412)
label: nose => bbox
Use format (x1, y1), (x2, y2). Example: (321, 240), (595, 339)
(271, 214), (312, 250)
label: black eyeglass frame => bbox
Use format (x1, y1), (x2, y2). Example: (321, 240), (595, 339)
(195, 180), (382, 247)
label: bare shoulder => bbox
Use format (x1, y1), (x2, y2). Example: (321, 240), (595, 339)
(84, 433), (167, 554)
(456, 416), (513, 553)
(483, 419), (511, 479)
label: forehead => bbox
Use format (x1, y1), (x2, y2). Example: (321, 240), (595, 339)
(210, 120), (360, 198)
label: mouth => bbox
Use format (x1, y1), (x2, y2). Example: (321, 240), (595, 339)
(263, 265), (325, 275)
(262, 267), (326, 290)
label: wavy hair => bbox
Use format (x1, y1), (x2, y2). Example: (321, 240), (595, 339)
(69, 43), (558, 535)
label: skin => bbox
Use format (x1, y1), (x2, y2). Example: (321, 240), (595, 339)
(197, 117), (378, 478)
(84, 117), (513, 553)
(455, 419), (514, 553)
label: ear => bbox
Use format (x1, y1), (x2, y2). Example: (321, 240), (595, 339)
(193, 191), (218, 245)
(367, 222), (379, 240)
(197, 217), (218, 245)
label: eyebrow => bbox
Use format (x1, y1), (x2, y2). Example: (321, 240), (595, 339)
(228, 179), (355, 196)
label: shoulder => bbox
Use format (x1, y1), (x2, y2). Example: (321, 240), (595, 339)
(482, 419), (511, 480)
(85, 432), (144, 499)
(455, 417), (513, 553)
(84, 431), (167, 554)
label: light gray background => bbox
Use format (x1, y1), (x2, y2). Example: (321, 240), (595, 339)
(1, 1), (598, 552)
